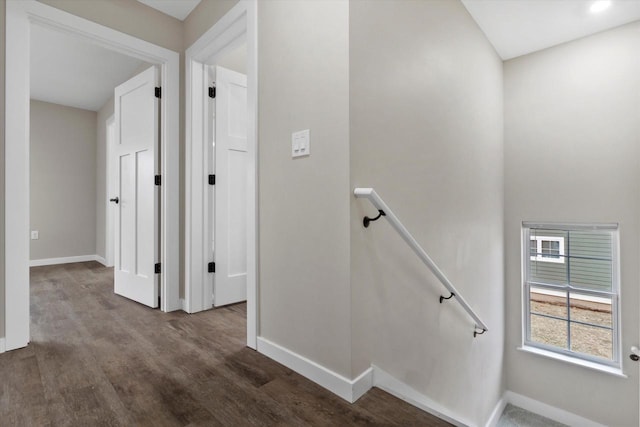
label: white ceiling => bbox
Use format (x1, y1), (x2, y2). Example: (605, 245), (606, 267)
(136, 0), (201, 21)
(461, 0), (640, 60)
(30, 25), (147, 111)
(29, 0), (640, 111)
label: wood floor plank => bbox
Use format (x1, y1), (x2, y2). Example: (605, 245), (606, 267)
(261, 372), (394, 427)
(354, 388), (454, 427)
(0, 262), (453, 426)
(0, 351), (50, 426)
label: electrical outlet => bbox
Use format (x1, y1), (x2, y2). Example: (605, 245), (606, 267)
(31, 230), (39, 240)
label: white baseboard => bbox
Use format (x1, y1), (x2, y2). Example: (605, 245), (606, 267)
(30, 254), (104, 267)
(94, 255), (109, 267)
(372, 365), (472, 427)
(351, 366), (374, 402)
(503, 391), (605, 427)
(0, 338), (5, 353)
(256, 337), (373, 403)
(485, 395), (507, 427)
(255, 339), (477, 425)
(252, 338), (605, 427)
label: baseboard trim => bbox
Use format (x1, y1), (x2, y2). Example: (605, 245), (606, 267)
(256, 337), (373, 403)
(249, 338), (606, 427)
(372, 365), (471, 427)
(0, 338), (5, 353)
(352, 366), (374, 402)
(30, 254), (103, 267)
(503, 391), (605, 427)
(94, 255), (109, 267)
(485, 395), (507, 427)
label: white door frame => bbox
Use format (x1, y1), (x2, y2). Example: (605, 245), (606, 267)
(185, 0), (258, 349)
(4, 0), (181, 352)
(105, 115), (115, 268)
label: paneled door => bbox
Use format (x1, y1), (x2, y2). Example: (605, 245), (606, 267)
(112, 66), (160, 307)
(214, 66), (248, 307)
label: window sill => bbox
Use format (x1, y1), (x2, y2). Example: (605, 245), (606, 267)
(518, 346), (627, 378)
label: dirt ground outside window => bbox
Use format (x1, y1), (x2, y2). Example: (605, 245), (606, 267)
(530, 293), (613, 360)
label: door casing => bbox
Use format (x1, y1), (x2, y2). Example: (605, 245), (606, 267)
(184, 0), (258, 349)
(106, 115), (115, 268)
(4, 0), (181, 351)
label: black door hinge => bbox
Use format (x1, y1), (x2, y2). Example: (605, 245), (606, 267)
(208, 262), (215, 273)
(208, 174), (215, 185)
(155, 87), (161, 98)
(155, 263), (161, 274)
(208, 86), (216, 99)
(155, 175), (161, 186)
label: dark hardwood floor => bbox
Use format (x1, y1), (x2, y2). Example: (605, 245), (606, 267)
(0, 261), (451, 426)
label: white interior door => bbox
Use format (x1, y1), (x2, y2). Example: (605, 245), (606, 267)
(113, 66), (160, 308)
(214, 66), (248, 307)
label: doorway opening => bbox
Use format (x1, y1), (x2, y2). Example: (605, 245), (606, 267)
(206, 46), (249, 311)
(29, 22), (153, 274)
(185, 1), (258, 349)
(4, 0), (180, 351)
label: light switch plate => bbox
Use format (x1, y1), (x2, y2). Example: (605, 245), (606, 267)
(31, 230), (39, 240)
(292, 129), (310, 158)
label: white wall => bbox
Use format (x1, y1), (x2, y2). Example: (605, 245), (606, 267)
(183, 0), (238, 50)
(39, 0), (183, 53)
(30, 100), (97, 261)
(504, 22), (640, 426)
(216, 42), (246, 75)
(349, 1), (505, 424)
(258, 0), (352, 377)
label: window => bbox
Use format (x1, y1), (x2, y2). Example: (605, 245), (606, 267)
(530, 235), (565, 263)
(523, 223), (620, 368)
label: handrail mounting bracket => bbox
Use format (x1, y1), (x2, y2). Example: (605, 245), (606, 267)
(439, 292), (455, 304)
(474, 328), (487, 338)
(363, 209), (386, 228)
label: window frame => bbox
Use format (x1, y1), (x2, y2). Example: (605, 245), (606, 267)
(529, 235), (565, 264)
(522, 223), (621, 369)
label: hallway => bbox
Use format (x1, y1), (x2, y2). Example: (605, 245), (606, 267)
(0, 262), (450, 426)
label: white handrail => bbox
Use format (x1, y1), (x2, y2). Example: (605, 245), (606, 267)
(354, 187), (488, 335)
